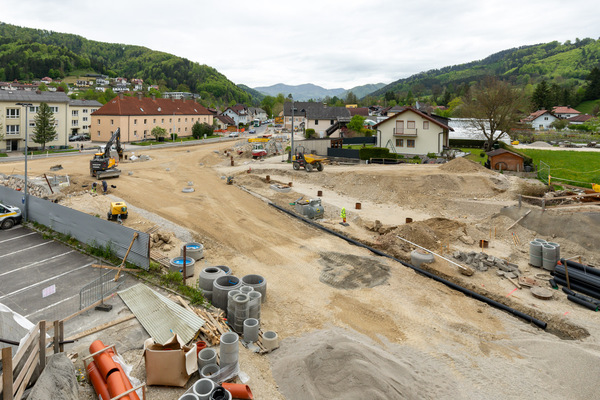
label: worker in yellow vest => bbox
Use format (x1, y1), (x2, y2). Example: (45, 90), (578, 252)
(341, 207), (346, 223)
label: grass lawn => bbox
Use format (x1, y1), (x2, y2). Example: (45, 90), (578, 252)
(343, 144), (375, 150)
(28, 148), (80, 155)
(0, 153), (7, 157)
(519, 148), (600, 187)
(576, 100), (600, 115)
(459, 148), (487, 165)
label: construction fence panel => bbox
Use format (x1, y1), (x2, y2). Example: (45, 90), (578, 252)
(327, 148), (360, 159)
(0, 186), (150, 269)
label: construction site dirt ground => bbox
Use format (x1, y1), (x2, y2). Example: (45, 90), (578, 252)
(2, 140), (600, 399)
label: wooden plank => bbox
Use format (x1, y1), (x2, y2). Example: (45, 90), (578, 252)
(506, 210), (531, 231)
(59, 320), (64, 353)
(115, 232), (139, 281)
(61, 293), (116, 323)
(1, 347), (13, 400)
(12, 342), (39, 400)
(38, 321), (46, 372)
(53, 321), (60, 354)
(523, 192), (600, 201)
(11, 322), (40, 368)
(110, 383), (146, 400)
(176, 296), (195, 313)
(65, 314), (136, 341)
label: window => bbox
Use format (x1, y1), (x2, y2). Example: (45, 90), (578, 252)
(169, 118), (172, 123)
(111, 119), (114, 125)
(396, 139), (404, 147)
(178, 118), (181, 122)
(97, 119), (101, 124)
(162, 118), (165, 123)
(330, 120), (334, 125)
(98, 131), (101, 137)
(423, 121), (429, 130)
(72, 110), (79, 117)
(185, 127), (188, 132)
(153, 119), (156, 123)
(50, 106), (59, 113)
(82, 116), (88, 122)
(185, 118), (187, 122)
(396, 120), (404, 134)
(134, 131), (137, 137)
(544, 117), (548, 120)
(407, 139), (415, 148)
(407, 121), (415, 129)
(6, 125), (19, 135)
(29, 106), (39, 113)
(82, 125), (87, 130)
(6, 109), (19, 118)
(315, 120), (319, 125)
(72, 120), (79, 126)
(178, 128), (181, 132)
(134, 119), (137, 125)
(144, 119), (147, 124)
(29, 122), (36, 128)
(83, 109), (88, 114)
(91, 109), (98, 113)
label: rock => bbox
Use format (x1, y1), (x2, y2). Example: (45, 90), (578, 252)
(459, 235), (475, 245)
(162, 244), (173, 252)
(159, 232), (172, 244)
(378, 225), (396, 235)
(28, 353), (78, 400)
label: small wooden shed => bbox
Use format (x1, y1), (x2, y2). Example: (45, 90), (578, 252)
(486, 149), (525, 172)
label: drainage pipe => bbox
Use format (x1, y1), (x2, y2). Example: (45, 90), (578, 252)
(221, 383), (253, 400)
(269, 202), (547, 330)
(562, 287), (600, 305)
(560, 259), (600, 278)
(567, 295), (598, 311)
(553, 277), (600, 300)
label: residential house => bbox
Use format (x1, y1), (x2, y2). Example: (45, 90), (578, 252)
(95, 77), (109, 86)
(222, 104), (249, 127)
(163, 92), (196, 100)
(552, 106), (580, 119)
(521, 110), (558, 130)
(91, 93), (213, 143)
(0, 91), (71, 151)
(112, 83), (129, 93)
(68, 99), (102, 136)
(568, 114), (593, 125)
(283, 102), (351, 137)
(374, 107), (453, 156)
(41, 77), (53, 84)
(248, 107), (268, 122)
(486, 148), (524, 172)
(214, 115), (236, 130)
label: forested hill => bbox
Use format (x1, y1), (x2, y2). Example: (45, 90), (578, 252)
(371, 38), (600, 102)
(0, 22), (255, 105)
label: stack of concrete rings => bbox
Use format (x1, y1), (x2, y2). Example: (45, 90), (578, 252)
(199, 267), (226, 302)
(212, 276), (242, 310)
(219, 332), (239, 369)
(241, 274), (267, 303)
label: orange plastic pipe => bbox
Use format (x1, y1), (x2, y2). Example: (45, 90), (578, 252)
(107, 371), (132, 400)
(87, 361), (111, 400)
(89, 339), (140, 400)
(221, 382), (254, 399)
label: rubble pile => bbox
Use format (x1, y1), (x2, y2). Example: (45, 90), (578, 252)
(453, 250), (520, 274)
(0, 175), (51, 198)
(151, 231), (174, 252)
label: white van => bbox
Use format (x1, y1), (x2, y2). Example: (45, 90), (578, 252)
(0, 203), (22, 229)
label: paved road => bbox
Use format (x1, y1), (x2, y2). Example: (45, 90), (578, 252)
(0, 225), (134, 323)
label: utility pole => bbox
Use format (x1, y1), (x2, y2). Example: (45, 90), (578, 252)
(16, 102), (32, 221)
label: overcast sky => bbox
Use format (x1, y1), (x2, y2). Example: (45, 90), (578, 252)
(2, 0), (599, 89)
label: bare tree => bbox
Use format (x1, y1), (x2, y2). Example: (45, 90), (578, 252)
(459, 77), (525, 150)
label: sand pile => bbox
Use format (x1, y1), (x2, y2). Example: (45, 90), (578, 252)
(529, 141), (553, 147)
(439, 157), (491, 174)
(271, 328), (457, 400)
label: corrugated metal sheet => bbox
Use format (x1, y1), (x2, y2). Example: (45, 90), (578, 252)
(118, 283), (204, 345)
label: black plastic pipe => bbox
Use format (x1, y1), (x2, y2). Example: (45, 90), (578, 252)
(555, 266), (600, 291)
(560, 259), (600, 277)
(567, 295), (598, 311)
(562, 287), (600, 305)
(553, 276), (600, 300)
(269, 203), (547, 330)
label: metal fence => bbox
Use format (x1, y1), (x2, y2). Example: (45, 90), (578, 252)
(327, 148), (360, 159)
(79, 270), (123, 309)
(0, 185), (149, 268)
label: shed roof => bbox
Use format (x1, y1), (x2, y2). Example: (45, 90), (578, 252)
(486, 148), (523, 158)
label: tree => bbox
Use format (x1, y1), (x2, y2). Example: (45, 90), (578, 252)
(32, 102), (57, 151)
(151, 126), (167, 140)
(459, 77), (525, 150)
(192, 121), (213, 139)
(550, 119), (569, 131)
(348, 115), (366, 134)
(531, 80), (551, 111)
(345, 91), (358, 104)
(584, 67), (600, 101)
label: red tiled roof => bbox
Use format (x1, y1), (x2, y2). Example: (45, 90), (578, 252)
(568, 114), (593, 123)
(91, 96), (212, 116)
(215, 115), (235, 125)
(552, 106), (580, 115)
(521, 109), (552, 122)
(349, 107), (369, 117)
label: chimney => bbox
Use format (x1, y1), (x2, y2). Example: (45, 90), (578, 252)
(151, 94), (156, 100)
(138, 92), (142, 100)
(119, 93), (124, 100)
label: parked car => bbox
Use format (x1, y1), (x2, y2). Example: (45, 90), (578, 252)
(228, 132), (240, 137)
(0, 203), (22, 229)
(249, 129), (256, 134)
(69, 134), (89, 141)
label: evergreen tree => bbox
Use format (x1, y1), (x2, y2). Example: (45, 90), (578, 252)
(32, 102), (57, 151)
(531, 80), (551, 110)
(584, 67), (600, 101)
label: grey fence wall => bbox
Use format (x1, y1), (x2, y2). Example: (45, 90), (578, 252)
(296, 139), (332, 156)
(0, 186), (149, 268)
(342, 137), (377, 145)
(327, 148), (360, 159)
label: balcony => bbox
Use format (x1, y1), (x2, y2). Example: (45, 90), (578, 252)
(393, 127), (418, 136)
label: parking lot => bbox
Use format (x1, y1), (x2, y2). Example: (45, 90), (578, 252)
(0, 225), (134, 323)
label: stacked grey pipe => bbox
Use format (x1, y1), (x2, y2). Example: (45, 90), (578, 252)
(529, 238), (560, 271)
(230, 293), (250, 334)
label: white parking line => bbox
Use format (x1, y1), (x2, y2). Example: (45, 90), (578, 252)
(0, 241), (53, 259)
(0, 262), (92, 301)
(0, 231), (36, 244)
(25, 294), (79, 319)
(0, 250), (75, 278)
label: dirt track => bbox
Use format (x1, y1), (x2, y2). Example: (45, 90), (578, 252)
(2, 141), (600, 399)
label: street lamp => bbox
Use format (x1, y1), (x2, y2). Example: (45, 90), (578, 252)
(16, 102), (33, 221)
(290, 98), (297, 158)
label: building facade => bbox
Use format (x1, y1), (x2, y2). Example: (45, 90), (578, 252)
(91, 94), (213, 143)
(68, 99), (102, 136)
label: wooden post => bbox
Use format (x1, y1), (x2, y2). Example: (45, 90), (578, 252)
(2, 346), (13, 400)
(53, 320), (60, 354)
(183, 246), (187, 286)
(39, 320), (46, 372)
(564, 262), (571, 290)
(542, 199), (546, 212)
(59, 320), (64, 353)
(115, 233), (139, 281)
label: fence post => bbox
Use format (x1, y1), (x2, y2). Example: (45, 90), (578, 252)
(53, 320), (61, 354)
(2, 347), (14, 400)
(39, 320), (46, 372)
(518, 194), (522, 208)
(59, 320), (64, 353)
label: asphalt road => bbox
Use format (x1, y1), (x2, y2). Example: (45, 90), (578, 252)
(0, 225), (131, 323)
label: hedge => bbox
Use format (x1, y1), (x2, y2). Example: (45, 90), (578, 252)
(449, 139), (486, 148)
(359, 147), (392, 160)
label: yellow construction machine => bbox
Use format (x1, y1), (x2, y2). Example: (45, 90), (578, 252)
(292, 146), (326, 172)
(90, 128), (124, 179)
(107, 201), (128, 222)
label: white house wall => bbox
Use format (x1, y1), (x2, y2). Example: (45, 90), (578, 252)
(378, 110), (447, 156)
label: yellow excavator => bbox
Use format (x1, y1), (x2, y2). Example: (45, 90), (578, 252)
(292, 146), (326, 172)
(90, 128), (124, 179)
